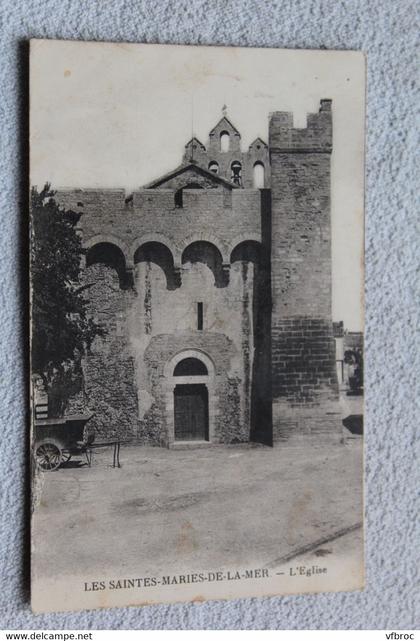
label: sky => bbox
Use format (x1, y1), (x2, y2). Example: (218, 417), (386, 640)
(30, 40), (365, 330)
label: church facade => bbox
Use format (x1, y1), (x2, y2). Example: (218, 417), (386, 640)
(57, 99), (342, 446)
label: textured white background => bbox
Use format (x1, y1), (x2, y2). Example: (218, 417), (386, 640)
(0, 0), (418, 630)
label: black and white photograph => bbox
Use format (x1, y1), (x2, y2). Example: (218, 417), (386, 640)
(29, 40), (365, 613)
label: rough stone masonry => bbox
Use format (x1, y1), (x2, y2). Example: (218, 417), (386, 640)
(57, 99), (342, 446)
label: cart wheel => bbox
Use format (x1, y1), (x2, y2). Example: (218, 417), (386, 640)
(35, 440), (63, 471)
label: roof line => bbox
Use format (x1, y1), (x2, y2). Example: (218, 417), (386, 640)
(142, 162), (239, 189)
(209, 115), (241, 136)
(184, 136), (206, 149)
(249, 136), (268, 148)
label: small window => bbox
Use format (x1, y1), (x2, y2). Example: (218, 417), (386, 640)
(220, 131), (230, 152)
(253, 162), (265, 188)
(231, 161), (242, 186)
(174, 188), (183, 208)
(208, 161), (219, 174)
(197, 302), (203, 330)
(174, 357), (208, 376)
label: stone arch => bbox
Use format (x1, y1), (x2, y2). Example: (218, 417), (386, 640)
(133, 239), (180, 290)
(231, 241), (262, 268)
(84, 234), (130, 265)
(85, 238), (130, 289)
(130, 233), (180, 266)
(174, 357), (208, 376)
(182, 240), (228, 288)
(164, 348), (216, 379)
(229, 234), (262, 262)
(180, 232), (229, 265)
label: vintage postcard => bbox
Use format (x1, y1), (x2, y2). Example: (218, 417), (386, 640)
(30, 40), (365, 613)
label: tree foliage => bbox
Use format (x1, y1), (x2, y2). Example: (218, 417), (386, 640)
(31, 184), (103, 415)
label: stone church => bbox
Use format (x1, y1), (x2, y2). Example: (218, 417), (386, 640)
(57, 99), (341, 447)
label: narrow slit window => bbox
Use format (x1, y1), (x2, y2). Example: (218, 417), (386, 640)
(197, 302), (203, 330)
(174, 188), (183, 208)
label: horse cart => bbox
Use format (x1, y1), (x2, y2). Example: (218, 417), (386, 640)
(33, 413), (95, 471)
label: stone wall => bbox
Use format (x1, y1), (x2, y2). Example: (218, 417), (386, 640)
(56, 158), (265, 445)
(130, 257), (257, 446)
(60, 230), (263, 445)
(141, 331), (245, 446)
(269, 100), (341, 441)
(78, 263), (139, 440)
(56, 185), (262, 269)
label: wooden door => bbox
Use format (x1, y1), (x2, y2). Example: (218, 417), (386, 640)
(174, 384), (208, 441)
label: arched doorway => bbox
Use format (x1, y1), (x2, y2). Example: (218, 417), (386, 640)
(174, 383), (209, 441)
(164, 350), (216, 445)
(174, 357), (208, 441)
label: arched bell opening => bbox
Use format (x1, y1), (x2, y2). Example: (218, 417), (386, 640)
(231, 161), (242, 186)
(253, 161), (265, 189)
(220, 131), (230, 152)
(134, 241), (179, 291)
(182, 241), (228, 288)
(208, 161), (219, 174)
(86, 242), (130, 289)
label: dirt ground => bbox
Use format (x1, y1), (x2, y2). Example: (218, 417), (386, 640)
(32, 437), (363, 584)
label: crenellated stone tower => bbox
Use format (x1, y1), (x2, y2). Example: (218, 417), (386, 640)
(269, 99), (341, 440)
